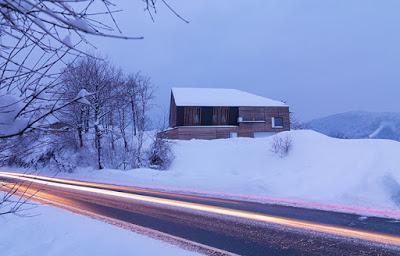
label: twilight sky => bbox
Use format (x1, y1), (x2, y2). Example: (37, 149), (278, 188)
(92, 0), (400, 121)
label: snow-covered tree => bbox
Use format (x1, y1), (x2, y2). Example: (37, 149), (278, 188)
(0, 0), (183, 214)
(57, 56), (153, 170)
(0, 0), (179, 139)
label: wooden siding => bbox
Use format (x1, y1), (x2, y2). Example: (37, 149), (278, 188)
(159, 127), (179, 139)
(238, 106), (290, 137)
(159, 126), (237, 140)
(184, 107), (202, 125)
(165, 92), (290, 140)
(174, 106), (238, 127)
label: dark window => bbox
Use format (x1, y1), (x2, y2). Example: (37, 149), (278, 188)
(273, 117), (284, 128)
(176, 107), (184, 126)
(211, 107), (238, 125)
(228, 107), (239, 125)
(178, 106), (239, 126)
(184, 107), (201, 125)
(240, 111), (265, 122)
(254, 115), (265, 121)
(201, 107), (213, 125)
(212, 107), (229, 125)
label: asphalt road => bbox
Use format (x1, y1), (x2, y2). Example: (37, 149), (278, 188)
(1, 171), (400, 256)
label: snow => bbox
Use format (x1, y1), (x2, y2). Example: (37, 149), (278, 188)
(15, 0), (30, 14)
(172, 87), (287, 107)
(307, 111), (400, 141)
(62, 34), (73, 48)
(0, 200), (199, 256)
(74, 89), (92, 105)
(0, 95), (28, 136)
(17, 130), (400, 219)
(69, 17), (96, 33)
(369, 122), (397, 139)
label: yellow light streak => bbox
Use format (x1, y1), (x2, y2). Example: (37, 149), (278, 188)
(1, 171), (400, 247)
(0, 172), (234, 203)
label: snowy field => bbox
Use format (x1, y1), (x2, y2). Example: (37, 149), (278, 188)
(5, 130), (400, 218)
(0, 199), (199, 256)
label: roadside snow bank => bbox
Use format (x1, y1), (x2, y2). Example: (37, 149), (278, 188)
(142, 130), (400, 214)
(0, 201), (199, 256)
(6, 130), (400, 217)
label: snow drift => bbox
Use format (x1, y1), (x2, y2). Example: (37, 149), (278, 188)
(165, 130), (400, 212)
(6, 130), (400, 217)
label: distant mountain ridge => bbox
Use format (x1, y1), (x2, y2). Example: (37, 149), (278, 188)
(306, 111), (400, 141)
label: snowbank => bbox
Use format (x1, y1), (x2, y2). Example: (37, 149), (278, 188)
(0, 201), (199, 256)
(6, 130), (400, 218)
(166, 130), (400, 215)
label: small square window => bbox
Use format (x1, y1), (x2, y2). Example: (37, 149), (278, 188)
(272, 117), (283, 128)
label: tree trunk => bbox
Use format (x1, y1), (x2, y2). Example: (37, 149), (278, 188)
(120, 110), (128, 150)
(109, 112), (115, 151)
(94, 104), (103, 170)
(130, 95), (137, 136)
(84, 107), (90, 133)
(78, 108), (84, 148)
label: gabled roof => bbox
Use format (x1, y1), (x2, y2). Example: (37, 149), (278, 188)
(171, 87), (287, 107)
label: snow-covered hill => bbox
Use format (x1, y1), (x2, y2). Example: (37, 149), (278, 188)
(18, 130), (400, 218)
(307, 111), (400, 141)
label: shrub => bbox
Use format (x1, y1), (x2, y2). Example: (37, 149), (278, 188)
(146, 136), (174, 170)
(271, 134), (293, 158)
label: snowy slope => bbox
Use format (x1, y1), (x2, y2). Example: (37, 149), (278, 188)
(307, 111), (400, 141)
(18, 130), (400, 218)
(0, 201), (199, 256)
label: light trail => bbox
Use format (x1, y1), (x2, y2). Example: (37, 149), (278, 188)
(0, 171), (235, 204)
(1, 171), (400, 247)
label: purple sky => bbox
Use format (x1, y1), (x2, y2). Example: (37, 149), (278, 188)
(92, 1), (400, 121)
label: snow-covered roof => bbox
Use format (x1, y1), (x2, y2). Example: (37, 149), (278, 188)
(172, 88), (287, 107)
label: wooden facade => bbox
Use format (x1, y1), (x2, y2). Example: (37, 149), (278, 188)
(161, 90), (290, 140)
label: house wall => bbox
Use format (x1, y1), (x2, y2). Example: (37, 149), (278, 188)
(159, 126), (237, 140)
(161, 106), (290, 140)
(238, 106), (290, 137)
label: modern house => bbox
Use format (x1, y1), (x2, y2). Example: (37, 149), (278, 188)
(159, 88), (290, 140)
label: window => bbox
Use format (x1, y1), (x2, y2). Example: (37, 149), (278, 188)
(183, 107), (201, 125)
(201, 107), (213, 125)
(212, 107), (229, 125)
(272, 117), (284, 128)
(254, 115), (265, 122)
(239, 111), (265, 122)
(212, 107), (238, 125)
(179, 107), (239, 126)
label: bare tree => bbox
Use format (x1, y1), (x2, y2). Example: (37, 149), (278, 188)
(0, 0), (184, 140)
(125, 74), (140, 136)
(133, 73), (153, 167)
(290, 112), (305, 130)
(1, 178), (36, 216)
(57, 62), (155, 170)
(0, 0), (185, 216)
(60, 56), (121, 169)
(0, 1), (139, 139)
